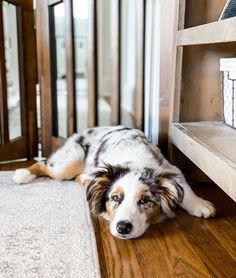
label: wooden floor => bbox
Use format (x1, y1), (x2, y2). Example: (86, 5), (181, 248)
(93, 183), (236, 278)
(1, 162), (236, 277)
(0, 160), (36, 171)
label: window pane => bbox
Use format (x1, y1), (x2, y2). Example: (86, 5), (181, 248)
(97, 0), (112, 126)
(73, 0), (89, 132)
(3, 1), (22, 140)
(120, 0), (136, 128)
(52, 3), (67, 138)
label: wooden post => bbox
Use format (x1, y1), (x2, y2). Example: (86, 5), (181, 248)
(87, 0), (98, 127)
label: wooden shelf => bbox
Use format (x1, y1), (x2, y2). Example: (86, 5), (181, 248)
(170, 122), (236, 202)
(177, 17), (236, 46)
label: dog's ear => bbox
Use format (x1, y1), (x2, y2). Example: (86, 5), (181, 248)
(140, 168), (184, 218)
(156, 174), (184, 218)
(86, 172), (110, 214)
(86, 164), (130, 214)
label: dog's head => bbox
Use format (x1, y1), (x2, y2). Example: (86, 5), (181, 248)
(86, 165), (184, 239)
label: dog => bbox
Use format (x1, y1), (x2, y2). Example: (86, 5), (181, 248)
(13, 126), (216, 239)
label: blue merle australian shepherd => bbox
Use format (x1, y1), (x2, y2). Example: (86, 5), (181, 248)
(13, 126), (215, 239)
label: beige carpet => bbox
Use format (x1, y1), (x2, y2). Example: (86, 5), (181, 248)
(0, 172), (101, 278)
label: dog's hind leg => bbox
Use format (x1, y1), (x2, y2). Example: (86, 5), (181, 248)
(13, 162), (47, 184)
(13, 134), (86, 184)
(13, 160), (85, 184)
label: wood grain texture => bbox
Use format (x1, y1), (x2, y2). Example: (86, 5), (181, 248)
(170, 0), (185, 123)
(0, 3), (9, 144)
(132, 226), (177, 277)
(134, 0), (145, 131)
(178, 17), (236, 46)
(167, 0), (185, 159)
(97, 217), (142, 278)
(180, 43), (236, 122)
(159, 0), (180, 155)
(1, 163), (236, 277)
(36, 0), (66, 155)
(176, 216), (236, 277)
(171, 122), (236, 201)
(94, 182), (236, 278)
(90, 216), (109, 278)
(0, 138), (26, 162)
(0, 0), (37, 161)
(184, 0), (228, 28)
(167, 0), (236, 206)
(179, 122), (236, 163)
(65, 0), (76, 136)
(36, 0), (53, 156)
(110, 0), (120, 125)
(148, 221), (211, 277)
(0, 160), (35, 170)
(21, 0), (38, 159)
(87, 0), (98, 127)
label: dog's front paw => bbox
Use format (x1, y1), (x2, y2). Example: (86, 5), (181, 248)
(188, 198), (216, 218)
(13, 169), (36, 184)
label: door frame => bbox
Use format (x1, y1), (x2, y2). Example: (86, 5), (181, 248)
(0, 0), (37, 162)
(36, 0), (98, 157)
(37, 0), (146, 157)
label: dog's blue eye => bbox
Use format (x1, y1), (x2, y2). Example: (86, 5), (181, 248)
(111, 195), (119, 202)
(139, 197), (149, 205)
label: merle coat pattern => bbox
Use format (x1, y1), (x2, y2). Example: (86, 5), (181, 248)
(13, 126), (216, 239)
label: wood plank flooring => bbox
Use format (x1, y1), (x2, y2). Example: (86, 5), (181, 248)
(1, 163), (236, 277)
(93, 183), (236, 278)
(0, 160), (35, 171)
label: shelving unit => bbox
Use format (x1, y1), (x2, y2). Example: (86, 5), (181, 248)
(177, 17), (236, 46)
(169, 0), (236, 202)
(171, 122), (236, 201)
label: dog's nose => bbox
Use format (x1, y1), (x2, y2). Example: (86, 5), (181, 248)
(116, 220), (133, 235)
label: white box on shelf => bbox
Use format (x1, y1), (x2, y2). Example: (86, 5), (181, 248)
(220, 58), (236, 129)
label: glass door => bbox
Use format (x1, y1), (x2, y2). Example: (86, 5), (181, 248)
(37, 0), (146, 157)
(37, 0), (92, 156)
